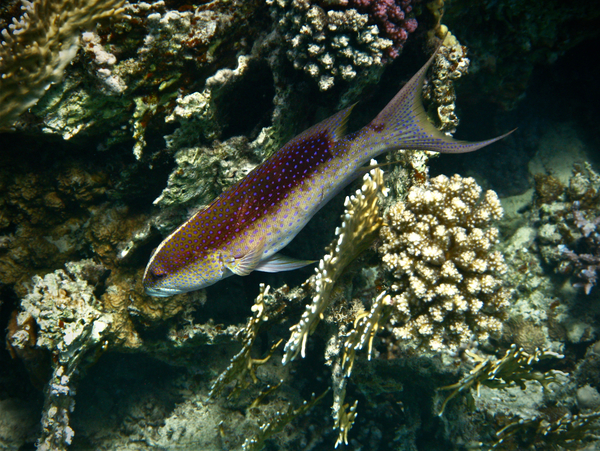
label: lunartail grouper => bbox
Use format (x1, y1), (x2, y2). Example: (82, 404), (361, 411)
(143, 46), (511, 297)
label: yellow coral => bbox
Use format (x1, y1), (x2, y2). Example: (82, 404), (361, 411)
(380, 174), (511, 353)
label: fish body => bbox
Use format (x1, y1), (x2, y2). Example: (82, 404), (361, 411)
(143, 49), (510, 297)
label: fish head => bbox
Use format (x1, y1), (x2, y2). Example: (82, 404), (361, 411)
(143, 244), (232, 297)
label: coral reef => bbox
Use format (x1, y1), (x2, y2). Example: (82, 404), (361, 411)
(7, 0), (270, 149)
(7, 260), (113, 451)
(283, 165), (385, 364)
(1, 0), (599, 448)
(532, 163), (600, 294)
(0, 0), (126, 129)
(559, 202), (600, 295)
(422, 29), (469, 134)
(379, 174), (511, 353)
(267, 0), (417, 91)
(438, 344), (567, 416)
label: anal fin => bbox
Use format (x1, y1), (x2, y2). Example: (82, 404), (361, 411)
(254, 253), (316, 273)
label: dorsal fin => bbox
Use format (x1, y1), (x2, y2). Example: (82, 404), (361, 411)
(282, 104), (355, 151)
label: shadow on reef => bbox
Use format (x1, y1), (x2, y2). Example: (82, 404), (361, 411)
(214, 59), (276, 141)
(0, 285), (43, 449)
(429, 36), (600, 197)
(70, 352), (184, 449)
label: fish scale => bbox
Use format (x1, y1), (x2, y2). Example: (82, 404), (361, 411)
(144, 47), (512, 297)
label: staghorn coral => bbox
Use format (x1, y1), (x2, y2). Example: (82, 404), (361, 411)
(283, 165), (385, 364)
(0, 0), (126, 129)
(379, 174), (511, 353)
(438, 344), (567, 416)
(340, 291), (392, 378)
(267, 0), (416, 91)
(333, 391), (358, 448)
(208, 284), (282, 400)
(275, 166), (389, 447)
(492, 410), (600, 450)
(331, 291), (392, 447)
(242, 390), (328, 451)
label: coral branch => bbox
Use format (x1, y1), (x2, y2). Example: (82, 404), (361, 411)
(282, 165), (385, 364)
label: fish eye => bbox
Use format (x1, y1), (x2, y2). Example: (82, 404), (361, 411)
(151, 268), (168, 280)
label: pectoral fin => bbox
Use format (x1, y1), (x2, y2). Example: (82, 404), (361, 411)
(224, 237), (266, 276)
(255, 253), (316, 273)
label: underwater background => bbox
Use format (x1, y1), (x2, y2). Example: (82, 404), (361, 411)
(1, 0), (600, 450)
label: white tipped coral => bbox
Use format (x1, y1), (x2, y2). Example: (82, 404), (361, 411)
(379, 174), (511, 353)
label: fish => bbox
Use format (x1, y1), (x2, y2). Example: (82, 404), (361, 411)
(143, 47), (511, 297)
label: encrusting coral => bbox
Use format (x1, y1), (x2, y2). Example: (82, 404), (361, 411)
(422, 29), (469, 134)
(0, 0), (127, 129)
(379, 174), (512, 353)
(532, 163), (600, 294)
(7, 259), (113, 451)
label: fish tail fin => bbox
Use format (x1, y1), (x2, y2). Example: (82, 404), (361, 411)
(365, 47), (513, 155)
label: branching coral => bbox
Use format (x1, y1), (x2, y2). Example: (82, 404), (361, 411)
(348, 0), (417, 59)
(333, 390), (358, 448)
(208, 284), (282, 400)
(331, 291), (392, 447)
(0, 0), (127, 129)
(242, 390), (329, 451)
(283, 165), (385, 364)
(267, 0), (416, 90)
(379, 174), (512, 353)
(438, 344), (566, 416)
(493, 410), (600, 450)
(340, 291), (392, 378)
